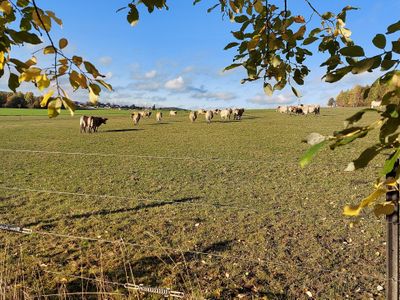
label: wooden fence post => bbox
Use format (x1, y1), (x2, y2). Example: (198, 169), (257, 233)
(386, 159), (399, 300)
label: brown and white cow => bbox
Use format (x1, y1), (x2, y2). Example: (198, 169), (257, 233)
(189, 111), (197, 122)
(131, 112), (141, 126)
(90, 117), (108, 132)
(80, 116), (92, 133)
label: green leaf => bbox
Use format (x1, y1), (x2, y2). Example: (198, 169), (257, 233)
(303, 36), (318, 45)
(253, 0), (263, 14)
(291, 86), (301, 97)
(387, 20), (400, 34)
(127, 4), (139, 26)
(392, 41), (400, 54)
(232, 31), (244, 40)
(381, 59), (397, 71)
(224, 42), (239, 50)
(351, 57), (376, 74)
(339, 45), (365, 57)
(224, 63), (242, 71)
(8, 73), (20, 92)
(300, 140), (327, 168)
(372, 34), (386, 49)
(382, 148), (400, 175)
(234, 15), (248, 23)
(324, 67), (352, 83)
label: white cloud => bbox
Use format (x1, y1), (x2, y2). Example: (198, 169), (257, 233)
(192, 91), (236, 101)
(99, 56), (112, 66)
(247, 93), (295, 106)
(145, 70), (157, 79)
(165, 76), (185, 90)
(132, 81), (161, 91)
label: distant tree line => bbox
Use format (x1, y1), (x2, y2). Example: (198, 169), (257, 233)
(0, 90), (159, 110)
(335, 82), (392, 107)
(0, 91), (42, 108)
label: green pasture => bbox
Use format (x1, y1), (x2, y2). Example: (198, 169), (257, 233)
(0, 107), (387, 299)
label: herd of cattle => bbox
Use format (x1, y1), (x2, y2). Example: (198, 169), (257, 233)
(79, 108), (245, 133)
(276, 104), (320, 115)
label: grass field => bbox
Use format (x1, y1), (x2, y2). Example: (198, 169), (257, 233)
(0, 107), (388, 299)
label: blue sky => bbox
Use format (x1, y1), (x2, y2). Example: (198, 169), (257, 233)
(5, 1), (400, 109)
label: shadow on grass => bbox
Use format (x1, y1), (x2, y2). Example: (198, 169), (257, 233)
(24, 196), (202, 227)
(102, 128), (144, 133)
(146, 122), (171, 126)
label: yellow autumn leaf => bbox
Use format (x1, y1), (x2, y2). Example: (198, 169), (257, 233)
(47, 98), (62, 118)
(58, 65), (68, 75)
(43, 46), (55, 55)
(59, 58), (68, 65)
(62, 97), (76, 116)
(19, 67), (41, 82)
(46, 10), (63, 27)
(25, 56), (37, 67)
(96, 79), (113, 91)
(0, 51), (4, 70)
(32, 10), (51, 31)
(343, 186), (386, 216)
(36, 74), (50, 91)
(373, 202), (395, 217)
(59, 38), (68, 49)
(40, 89), (54, 107)
(0, 1), (12, 15)
(89, 86), (99, 104)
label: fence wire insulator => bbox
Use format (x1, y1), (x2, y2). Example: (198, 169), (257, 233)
(124, 283), (184, 298)
(0, 223), (32, 234)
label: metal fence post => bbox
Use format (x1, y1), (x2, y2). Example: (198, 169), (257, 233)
(386, 159), (399, 300)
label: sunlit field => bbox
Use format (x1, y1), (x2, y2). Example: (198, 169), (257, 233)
(0, 107), (387, 299)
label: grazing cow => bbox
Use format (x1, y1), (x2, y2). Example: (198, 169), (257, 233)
(233, 108), (245, 120)
(156, 111), (162, 122)
(90, 117), (108, 132)
(371, 100), (382, 109)
(169, 110), (177, 116)
(220, 109), (231, 120)
(189, 111), (197, 122)
(276, 106), (289, 114)
(80, 116), (92, 133)
(131, 112), (141, 126)
(139, 110), (151, 118)
(197, 109), (206, 115)
(302, 105), (320, 115)
(205, 110), (213, 123)
(213, 109), (221, 115)
(314, 105), (321, 115)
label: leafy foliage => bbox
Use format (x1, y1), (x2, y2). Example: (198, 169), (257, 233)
(0, 0), (113, 117)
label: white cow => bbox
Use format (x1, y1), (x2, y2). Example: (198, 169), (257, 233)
(169, 110), (177, 116)
(156, 111), (162, 122)
(220, 109), (231, 120)
(205, 110), (213, 123)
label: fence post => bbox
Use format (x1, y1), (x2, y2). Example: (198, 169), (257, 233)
(386, 158), (399, 300)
